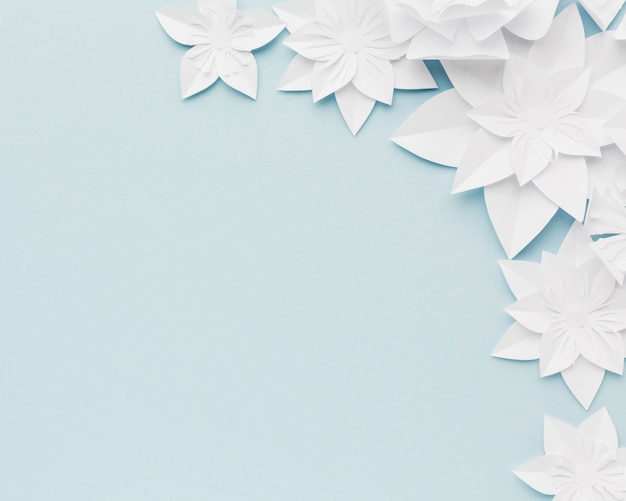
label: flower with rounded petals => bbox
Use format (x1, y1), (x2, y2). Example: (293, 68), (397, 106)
(515, 408), (626, 501)
(274, 0), (437, 134)
(157, 0), (285, 99)
(384, 0), (558, 60)
(493, 223), (626, 409)
(393, 6), (626, 257)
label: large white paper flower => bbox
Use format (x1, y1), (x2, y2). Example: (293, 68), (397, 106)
(383, 0), (558, 60)
(585, 151), (626, 285)
(493, 223), (626, 409)
(157, 0), (285, 99)
(515, 408), (626, 501)
(273, 0), (437, 135)
(393, 6), (626, 257)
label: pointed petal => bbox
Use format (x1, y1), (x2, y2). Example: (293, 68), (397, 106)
(504, 0), (559, 41)
(352, 57), (394, 105)
(544, 415), (582, 456)
(273, 1), (315, 33)
(492, 322), (541, 360)
(467, 96), (521, 138)
(156, 6), (211, 46)
(577, 328), (624, 375)
(579, 407), (618, 450)
(391, 58), (437, 90)
(311, 57), (357, 102)
(180, 47), (219, 98)
(335, 83), (376, 135)
(499, 259), (541, 299)
(514, 455), (561, 495)
(540, 328), (580, 377)
(559, 221), (596, 266)
(441, 59), (504, 107)
(579, 0), (624, 31)
(593, 63), (626, 101)
(278, 54), (314, 91)
(561, 358), (605, 410)
(511, 135), (553, 186)
(220, 54), (258, 98)
(531, 156), (588, 222)
(392, 89), (477, 167)
(232, 10), (285, 51)
(452, 129), (513, 193)
(506, 291), (553, 334)
(385, 0), (422, 43)
(484, 177), (559, 258)
(527, 5), (585, 73)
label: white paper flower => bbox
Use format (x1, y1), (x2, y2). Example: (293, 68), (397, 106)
(157, 0), (285, 99)
(273, 0), (437, 135)
(493, 223), (626, 409)
(393, 6), (626, 258)
(585, 151), (626, 285)
(383, 0), (558, 60)
(515, 408), (626, 501)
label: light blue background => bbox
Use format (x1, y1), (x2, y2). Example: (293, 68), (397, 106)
(1, 1), (625, 500)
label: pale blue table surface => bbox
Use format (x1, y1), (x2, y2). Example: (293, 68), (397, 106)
(1, 1), (625, 499)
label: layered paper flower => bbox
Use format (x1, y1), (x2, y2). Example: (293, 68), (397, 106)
(273, 0), (437, 135)
(156, 0), (285, 99)
(493, 223), (626, 409)
(393, 6), (626, 257)
(383, 0), (558, 60)
(585, 150), (626, 285)
(515, 408), (626, 501)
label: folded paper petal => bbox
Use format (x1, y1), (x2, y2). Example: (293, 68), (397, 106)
(181, 47), (219, 98)
(220, 55), (258, 98)
(579, 0), (626, 31)
(441, 59), (504, 107)
(561, 358), (605, 410)
(504, 0), (558, 40)
(499, 259), (540, 299)
(232, 11), (285, 51)
(273, 0), (315, 33)
(156, 7), (212, 46)
(335, 83), (376, 135)
(391, 58), (437, 90)
(492, 322), (541, 361)
(278, 54), (314, 90)
(514, 455), (561, 495)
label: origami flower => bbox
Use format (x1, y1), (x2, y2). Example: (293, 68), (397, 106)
(393, 6), (626, 257)
(515, 408), (626, 501)
(383, 0), (558, 60)
(493, 223), (626, 409)
(585, 151), (626, 285)
(273, 0), (437, 135)
(156, 0), (285, 99)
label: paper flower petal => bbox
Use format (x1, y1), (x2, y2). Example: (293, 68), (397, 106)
(156, 6), (211, 46)
(220, 55), (258, 98)
(392, 89), (477, 168)
(484, 177), (558, 258)
(391, 59), (437, 90)
(335, 83), (376, 136)
(499, 259), (541, 299)
(580, 407), (619, 450)
(514, 455), (561, 495)
(579, 0), (626, 31)
(180, 47), (219, 98)
(561, 358), (605, 410)
(278, 54), (314, 91)
(232, 11), (285, 51)
(504, 0), (559, 40)
(272, 0), (315, 33)
(492, 322), (541, 361)
(507, 292), (554, 335)
(442, 60), (504, 108)
(543, 415), (581, 456)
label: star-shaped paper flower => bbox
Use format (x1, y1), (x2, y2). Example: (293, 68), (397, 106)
(585, 152), (626, 285)
(516, 408), (626, 501)
(493, 223), (626, 409)
(156, 0), (285, 99)
(383, 0), (558, 60)
(273, 0), (437, 135)
(393, 6), (626, 257)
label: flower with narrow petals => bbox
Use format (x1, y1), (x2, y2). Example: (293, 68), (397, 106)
(384, 0), (558, 60)
(274, 0), (437, 134)
(515, 408), (626, 501)
(493, 223), (626, 409)
(393, 6), (626, 257)
(157, 0), (285, 99)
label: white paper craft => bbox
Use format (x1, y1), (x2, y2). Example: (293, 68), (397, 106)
(156, 0), (285, 99)
(579, 0), (626, 31)
(493, 222), (626, 409)
(393, 5), (626, 258)
(585, 148), (626, 285)
(273, 0), (437, 135)
(383, 0), (558, 60)
(515, 408), (626, 500)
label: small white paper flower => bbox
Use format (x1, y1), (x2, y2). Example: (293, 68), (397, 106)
(157, 0), (285, 99)
(273, 0), (437, 135)
(585, 153), (626, 285)
(384, 0), (558, 60)
(493, 223), (626, 409)
(515, 408), (626, 501)
(393, 6), (626, 257)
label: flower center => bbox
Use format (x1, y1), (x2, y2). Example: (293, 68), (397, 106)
(211, 27), (232, 50)
(342, 29), (365, 54)
(526, 106), (552, 131)
(575, 465), (599, 488)
(564, 304), (589, 328)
